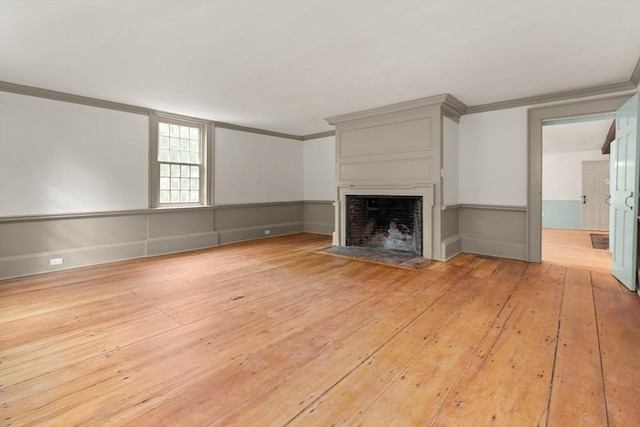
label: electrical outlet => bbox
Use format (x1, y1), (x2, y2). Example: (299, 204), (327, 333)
(50, 258), (63, 266)
(264, 230), (271, 235)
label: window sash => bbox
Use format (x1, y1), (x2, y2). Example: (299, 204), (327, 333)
(150, 114), (212, 208)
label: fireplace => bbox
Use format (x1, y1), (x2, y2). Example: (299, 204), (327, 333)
(346, 195), (422, 255)
(335, 185), (434, 258)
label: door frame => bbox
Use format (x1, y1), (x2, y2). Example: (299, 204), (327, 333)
(527, 94), (632, 262)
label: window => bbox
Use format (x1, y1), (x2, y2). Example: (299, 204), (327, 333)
(151, 115), (212, 207)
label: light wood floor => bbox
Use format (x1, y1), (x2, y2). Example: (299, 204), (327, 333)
(1, 233), (639, 426)
(542, 228), (612, 273)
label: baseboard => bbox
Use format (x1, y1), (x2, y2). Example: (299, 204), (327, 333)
(147, 231), (220, 256)
(217, 222), (304, 245)
(461, 236), (527, 261)
(303, 221), (334, 235)
(0, 241), (146, 280)
(441, 235), (462, 261)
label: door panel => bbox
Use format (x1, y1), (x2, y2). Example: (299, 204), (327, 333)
(582, 160), (609, 231)
(611, 93), (639, 291)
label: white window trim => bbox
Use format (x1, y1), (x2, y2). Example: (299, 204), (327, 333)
(149, 113), (214, 208)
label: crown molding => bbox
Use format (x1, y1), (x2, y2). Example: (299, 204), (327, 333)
(0, 80), (150, 116)
(302, 130), (335, 140)
(465, 80), (636, 115)
(630, 56), (640, 86)
(326, 93), (468, 125)
(215, 122), (303, 140)
(5, 61), (639, 139)
(441, 93), (467, 122)
(0, 80), (307, 141)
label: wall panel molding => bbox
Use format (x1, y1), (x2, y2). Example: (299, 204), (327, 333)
(459, 203), (526, 212)
(459, 205), (527, 260)
(0, 201), (315, 279)
(302, 201), (334, 236)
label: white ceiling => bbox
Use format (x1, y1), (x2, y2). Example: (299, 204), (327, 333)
(543, 118), (613, 154)
(1, 0), (639, 135)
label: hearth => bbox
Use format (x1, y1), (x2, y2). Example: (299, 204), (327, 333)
(346, 195), (422, 255)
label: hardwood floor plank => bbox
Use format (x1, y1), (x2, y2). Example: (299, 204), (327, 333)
(547, 268), (607, 426)
(349, 259), (528, 426)
(541, 228), (611, 273)
(287, 271), (480, 425)
(591, 271), (640, 427)
(208, 269), (472, 426)
(116, 269), (456, 426)
(426, 262), (565, 426)
(0, 234), (637, 427)
(3, 266), (379, 423)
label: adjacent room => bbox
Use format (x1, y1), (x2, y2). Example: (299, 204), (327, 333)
(1, 1), (639, 425)
(541, 117), (615, 273)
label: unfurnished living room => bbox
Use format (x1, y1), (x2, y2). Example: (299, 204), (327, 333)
(1, 1), (639, 426)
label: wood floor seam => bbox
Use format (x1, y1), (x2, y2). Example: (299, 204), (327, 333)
(1, 234), (637, 426)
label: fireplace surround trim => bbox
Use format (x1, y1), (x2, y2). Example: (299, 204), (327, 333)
(334, 184), (434, 259)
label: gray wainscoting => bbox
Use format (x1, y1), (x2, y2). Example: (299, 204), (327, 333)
(441, 206), (462, 260)
(214, 202), (303, 244)
(458, 204), (527, 261)
(0, 201), (319, 280)
(302, 201), (334, 235)
(0, 213), (150, 280)
(147, 208), (218, 256)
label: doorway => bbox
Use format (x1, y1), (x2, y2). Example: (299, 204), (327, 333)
(540, 117), (613, 271)
(527, 95), (631, 263)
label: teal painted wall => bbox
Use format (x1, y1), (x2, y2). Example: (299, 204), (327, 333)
(542, 200), (581, 229)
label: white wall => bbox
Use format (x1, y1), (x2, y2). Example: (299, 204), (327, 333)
(442, 117), (459, 206)
(543, 150), (608, 200)
(0, 92), (149, 216)
(214, 127), (303, 205)
(303, 136), (335, 200)
(458, 107), (528, 206)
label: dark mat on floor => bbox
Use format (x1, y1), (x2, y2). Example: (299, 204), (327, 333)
(590, 233), (609, 250)
(323, 245), (428, 268)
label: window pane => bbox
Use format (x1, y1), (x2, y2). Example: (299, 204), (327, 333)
(159, 123), (170, 136)
(157, 122), (204, 206)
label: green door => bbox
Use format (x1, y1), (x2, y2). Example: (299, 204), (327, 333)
(611, 93), (639, 291)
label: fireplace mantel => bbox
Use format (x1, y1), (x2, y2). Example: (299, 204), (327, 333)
(326, 94), (464, 261)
